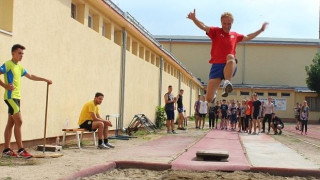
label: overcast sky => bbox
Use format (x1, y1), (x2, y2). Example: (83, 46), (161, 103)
(112, 0), (319, 39)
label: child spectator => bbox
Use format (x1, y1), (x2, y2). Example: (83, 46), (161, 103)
(272, 113), (284, 135)
(199, 95), (208, 129)
(300, 100), (309, 135)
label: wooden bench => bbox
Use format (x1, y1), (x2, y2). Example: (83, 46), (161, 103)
(62, 128), (97, 149)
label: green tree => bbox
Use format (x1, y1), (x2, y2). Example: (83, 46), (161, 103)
(305, 53), (320, 94)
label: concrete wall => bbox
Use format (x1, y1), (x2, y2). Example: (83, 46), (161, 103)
(0, 0), (203, 143)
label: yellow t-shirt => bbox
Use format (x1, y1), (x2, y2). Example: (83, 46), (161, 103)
(78, 100), (99, 125)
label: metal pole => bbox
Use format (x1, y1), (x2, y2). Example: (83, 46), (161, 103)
(119, 27), (127, 130)
(178, 72), (182, 91)
(159, 57), (164, 106)
(189, 80), (192, 117)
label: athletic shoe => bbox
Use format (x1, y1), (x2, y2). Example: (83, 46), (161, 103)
(274, 132), (278, 135)
(208, 92), (217, 107)
(97, 144), (110, 149)
(172, 130), (178, 134)
(2, 148), (17, 157)
(105, 142), (115, 148)
(222, 80), (233, 97)
(17, 149), (32, 158)
(167, 130), (172, 134)
(252, 132), (256, 135)
(261, 131), (265, 133)
(180, 127), (186, 130)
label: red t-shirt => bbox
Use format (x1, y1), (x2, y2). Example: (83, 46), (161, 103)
(246, 100), (253, 115)
(206, 27), (244, 64)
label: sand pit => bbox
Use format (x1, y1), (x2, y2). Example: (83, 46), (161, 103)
(82, 168), (318, 180)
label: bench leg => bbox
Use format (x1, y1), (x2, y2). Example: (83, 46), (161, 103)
(93, 131), (97, 146)
(62, 132), (66, 147)
(76, 131), (81, 149)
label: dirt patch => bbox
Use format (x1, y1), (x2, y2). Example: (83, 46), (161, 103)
(0, 157), (39, 166)
(271, 126), (320, 166)
(82, 169), (318, 180)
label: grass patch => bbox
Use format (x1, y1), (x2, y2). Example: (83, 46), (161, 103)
(0, 157), (38, 166)
(290, 138), (301, 143)
(132, 130), (156, 140)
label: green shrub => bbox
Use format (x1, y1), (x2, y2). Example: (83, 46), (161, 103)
(155, 106), (166, 129)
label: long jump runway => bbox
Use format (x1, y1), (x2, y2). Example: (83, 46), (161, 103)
(171, 130), (251, 171)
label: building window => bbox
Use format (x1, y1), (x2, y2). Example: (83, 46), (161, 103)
(305, 97), (320, 112)
(256, 92), (264, 96)
(240, 91), (250, 96)
(71, 3), (77, 19)
(268, 92), (277, 97)
(102, 21), (111, 39)
(88, 13), (93, 28)
(0, 0), (14, 32)
(281, 93), (290, 97)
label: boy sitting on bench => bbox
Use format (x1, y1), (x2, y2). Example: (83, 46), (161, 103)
(78, 92), (115, 149)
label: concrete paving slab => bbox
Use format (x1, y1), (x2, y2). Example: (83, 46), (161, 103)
(171, 130), (251, 171)
(110, 135), (195, 163)
(240, 133), (320, 169)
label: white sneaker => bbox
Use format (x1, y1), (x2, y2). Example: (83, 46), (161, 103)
(105, 142), (115, 148)
(98, 143), (110, 149)
(208, 92), (217, 107)
(222, 80), (233, 97)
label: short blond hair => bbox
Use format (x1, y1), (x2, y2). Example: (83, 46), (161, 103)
(221, 12), (234, 22)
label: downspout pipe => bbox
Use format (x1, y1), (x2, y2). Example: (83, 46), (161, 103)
(189, 80), (192, 117)
(159, 57), (164, 106)
(242, 43), (246, 84)
(119, 27), (127, 130)
(178, 72), (182, 92)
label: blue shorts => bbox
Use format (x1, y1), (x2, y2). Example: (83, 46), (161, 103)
(166, 110), (175, 120)
(209, 63), (237, 79)
(177, 107), (184, 113)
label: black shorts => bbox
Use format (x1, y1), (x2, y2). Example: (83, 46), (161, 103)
(4, 99), (21, 115)
(199, 113), (206, 118)
(165, 110), (175, 120)
(79, 120), (96, 132)
(253, 113), (259, 119)
(221, 113), (227, 119)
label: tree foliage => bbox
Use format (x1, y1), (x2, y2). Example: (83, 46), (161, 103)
(305, 53), (320, 94)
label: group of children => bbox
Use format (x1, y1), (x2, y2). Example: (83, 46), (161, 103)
(194, 94), (285, 135)
(294, 100), (310, 135)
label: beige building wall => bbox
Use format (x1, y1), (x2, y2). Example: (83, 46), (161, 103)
(124, 52), (160, 127)
(242, 44), (318, 86)
(157, 36), (320, 121)
(0, 0), (203, 143)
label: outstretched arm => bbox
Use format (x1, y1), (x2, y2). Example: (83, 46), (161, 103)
(242, 22), (268, 41)
(187, 9), (210, 33)
(25, 73), (52, 84)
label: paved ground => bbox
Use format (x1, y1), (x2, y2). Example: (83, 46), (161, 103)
(2, 123), (320, 180)
(240, 132), (320, 169)
(62, 124), (320, 179)
(171, 130), (250, 171)
(285, 124), (320, 140)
